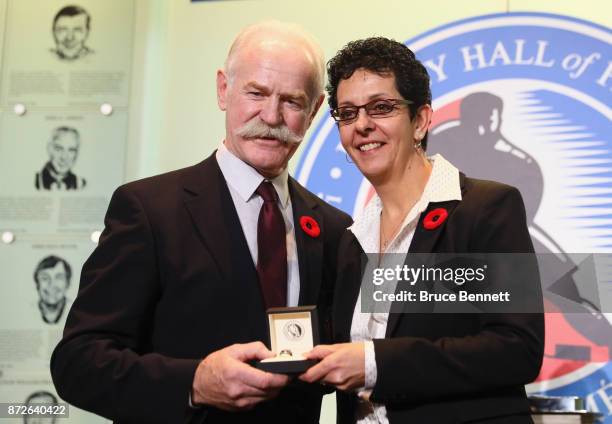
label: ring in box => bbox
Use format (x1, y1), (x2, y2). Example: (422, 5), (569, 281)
(254, 306), (319, 374)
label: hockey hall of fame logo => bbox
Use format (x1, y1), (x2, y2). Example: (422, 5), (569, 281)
(283, 320), (305, 341)
(296, 12), (612, 419)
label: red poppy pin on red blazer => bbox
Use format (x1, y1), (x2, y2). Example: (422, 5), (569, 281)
(423, 208), (448, 230)
(300, 216), (320, 238)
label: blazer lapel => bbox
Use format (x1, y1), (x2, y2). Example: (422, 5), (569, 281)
(385, 174), (467, 337)
(407, 173), (467, 255)
(182, 154), (259, 290)
(289, 178), (324, 306)
(334, 235), (366, 343)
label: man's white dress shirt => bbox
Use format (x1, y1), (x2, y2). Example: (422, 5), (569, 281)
(216, 143), (300, 306)
(189, 144), (301, 408)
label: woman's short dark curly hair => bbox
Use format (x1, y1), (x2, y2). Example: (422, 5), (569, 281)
(327, 37), (432, 149)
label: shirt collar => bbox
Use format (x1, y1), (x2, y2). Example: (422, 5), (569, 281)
(215, 142), (290, 207)
(422, 154), (462, 203)
(349, 154), (462, 251)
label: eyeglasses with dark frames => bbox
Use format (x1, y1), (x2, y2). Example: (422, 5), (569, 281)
(331, 98), (414, 122)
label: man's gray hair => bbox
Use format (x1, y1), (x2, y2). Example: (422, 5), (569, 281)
(225, 20), (325, 101)
(50, 126), (80, 145)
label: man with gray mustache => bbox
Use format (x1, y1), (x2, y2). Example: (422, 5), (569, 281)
(51, 21), (351, 423)
(236, 116), (304, 145)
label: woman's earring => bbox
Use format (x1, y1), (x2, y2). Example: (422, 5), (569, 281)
(414, 139), (422, 151)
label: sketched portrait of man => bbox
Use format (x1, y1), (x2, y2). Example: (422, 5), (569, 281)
(35, 126), (86, 191)
(34, 256), (72, 324)
(50, 5), (93, 61)
(23, 391), (59, 424)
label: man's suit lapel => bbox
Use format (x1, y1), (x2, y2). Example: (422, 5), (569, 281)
(385, 174), (467, 337)
(182, 155), (262, 306)
(182, 159), (327, 310)
(288, 178), (324, 306)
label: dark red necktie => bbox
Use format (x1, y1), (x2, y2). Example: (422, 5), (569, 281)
(256, 181), (287, 308)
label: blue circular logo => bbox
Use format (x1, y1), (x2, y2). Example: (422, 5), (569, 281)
(297, 12), (612, 418)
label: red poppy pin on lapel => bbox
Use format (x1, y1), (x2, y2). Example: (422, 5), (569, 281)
(300, 216), (320, 238)
(423, 208), (448, 230)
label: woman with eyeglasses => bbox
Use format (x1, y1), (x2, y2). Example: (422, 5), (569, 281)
(299, 37), (544, 424)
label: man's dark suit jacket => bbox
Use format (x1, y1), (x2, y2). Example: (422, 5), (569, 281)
(334, 175), (544, 424)
(50, 153), (352, 424)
